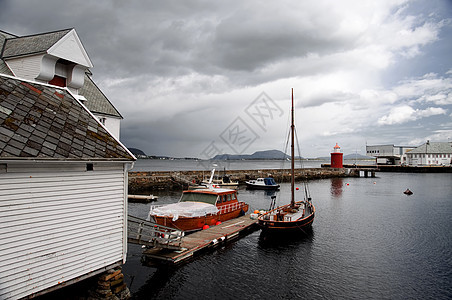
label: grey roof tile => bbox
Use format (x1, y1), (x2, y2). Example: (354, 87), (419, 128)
(79, 74), (122, 118)
(4, 144), (21, 156)
(23, 146), (39, 156)
(0, 31), (16, 76)
(11, 134), (27, 144)
(0, 75), (134, 161)
(408, 142), (452, 154)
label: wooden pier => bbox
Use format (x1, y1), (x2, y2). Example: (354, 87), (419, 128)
(141, 215), (259, 265)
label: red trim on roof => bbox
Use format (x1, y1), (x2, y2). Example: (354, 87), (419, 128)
(20, 82), (42, 95)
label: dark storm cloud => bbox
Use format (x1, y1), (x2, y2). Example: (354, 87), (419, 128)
(1, 0), (451, 157)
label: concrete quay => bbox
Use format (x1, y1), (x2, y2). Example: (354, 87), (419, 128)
(128, 167), (357, 193)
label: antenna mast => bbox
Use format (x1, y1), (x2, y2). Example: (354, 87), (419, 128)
(291, 88), (295, 207)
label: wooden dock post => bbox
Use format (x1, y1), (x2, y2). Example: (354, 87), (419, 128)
(87, 267), (131, 299)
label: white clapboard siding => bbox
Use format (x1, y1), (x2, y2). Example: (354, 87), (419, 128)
(0, 165), (127, 299)
(4, 55), (42, 81)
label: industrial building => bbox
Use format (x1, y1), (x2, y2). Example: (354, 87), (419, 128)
(366, 144), (414, 165)
(367, 142), (452, 166)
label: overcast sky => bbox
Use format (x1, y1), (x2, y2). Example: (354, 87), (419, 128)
(1, 0), (451, 158)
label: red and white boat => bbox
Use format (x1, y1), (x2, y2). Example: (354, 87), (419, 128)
(149, 187), (249, 232)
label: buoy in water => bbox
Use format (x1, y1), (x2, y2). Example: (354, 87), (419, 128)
(215, 221), (222, 225)
(296, 187), (299, 190)
(254, 210), (260, 214)
(202, 225), (210, 230)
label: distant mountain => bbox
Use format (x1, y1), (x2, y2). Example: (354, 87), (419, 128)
(128, 148), (146, 156)
(343, 153), (371, 160)
(212, 150), (293, 160)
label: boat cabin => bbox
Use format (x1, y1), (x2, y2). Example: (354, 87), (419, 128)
(262, 178), (277, 185)
(180, 189), (238, 206)
(149, 188), (248, 232)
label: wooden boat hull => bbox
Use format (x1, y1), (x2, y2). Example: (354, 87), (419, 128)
(258, 201), (315, 232)
(258, 212), (314, 231)
(245, 183), (280, 190)
(152, 203), (249, 232)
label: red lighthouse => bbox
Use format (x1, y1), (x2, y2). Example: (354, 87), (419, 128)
(330, 143), (343, 168)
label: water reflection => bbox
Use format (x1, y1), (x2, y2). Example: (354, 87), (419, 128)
(131, 267), (179, 300)
(258, 227), (314, 249)
(330, 177), (343, 198)
(244, 188), (278, 197)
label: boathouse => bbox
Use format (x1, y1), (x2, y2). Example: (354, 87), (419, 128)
(0, 28), (123, 139)
(0, 74), (135, 299)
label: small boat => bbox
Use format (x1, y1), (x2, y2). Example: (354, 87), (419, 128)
(149, 187), (249, 232)
(245, 177), (280, 190)
(201, 169), (239, 189)
(403, 188), (413, 195)
(258, 89), (315, 233)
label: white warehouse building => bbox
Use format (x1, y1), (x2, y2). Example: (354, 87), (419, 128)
(405, 141), (452, 166)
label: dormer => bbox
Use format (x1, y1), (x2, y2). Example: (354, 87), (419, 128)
(1, 29), (92, 93)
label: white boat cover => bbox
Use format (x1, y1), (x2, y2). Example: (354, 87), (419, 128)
(149, 202), (219, 221)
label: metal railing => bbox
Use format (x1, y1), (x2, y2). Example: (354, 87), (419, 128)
(127, 215), (184, 249)
(217, 202), (247, 214)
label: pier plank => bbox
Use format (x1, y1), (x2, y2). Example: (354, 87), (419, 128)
(142, 215), (258, 264)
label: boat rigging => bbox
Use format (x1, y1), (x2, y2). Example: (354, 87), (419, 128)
(257, 88), (315, 233)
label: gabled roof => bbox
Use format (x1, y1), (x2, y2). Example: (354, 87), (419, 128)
(1, 28), (93, 68)
(1, 29), (71, 58)
(80, 74), (122, 118)
(0, 74), (134, 161)
(0, 28), (119, 119)
(407, 142), (452, 154)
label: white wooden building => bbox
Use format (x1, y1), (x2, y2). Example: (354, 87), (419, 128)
(0, 71), (135, 298)
(405, 141), (452, 166)
(366, 144), (415, 165)
(0, 28), (122, 139)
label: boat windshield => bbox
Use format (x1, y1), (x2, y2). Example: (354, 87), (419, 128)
(180, 192), (218, 205)
(264, 178), (276, 185)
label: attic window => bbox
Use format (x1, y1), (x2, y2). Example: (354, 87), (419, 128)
(99, 117), (106, 125)
(86, 163), (94, 171)
(49, 75), (66, 87)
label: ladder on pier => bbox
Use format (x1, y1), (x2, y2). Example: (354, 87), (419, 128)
(127, 215), (184, 250)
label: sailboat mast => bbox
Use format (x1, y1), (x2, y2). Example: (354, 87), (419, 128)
(291, 88), (295, 207)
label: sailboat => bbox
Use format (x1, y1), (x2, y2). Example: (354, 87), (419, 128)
(257, 89), (315, 232)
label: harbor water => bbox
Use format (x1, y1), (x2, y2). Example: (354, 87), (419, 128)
(124, 160), (452, 299)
